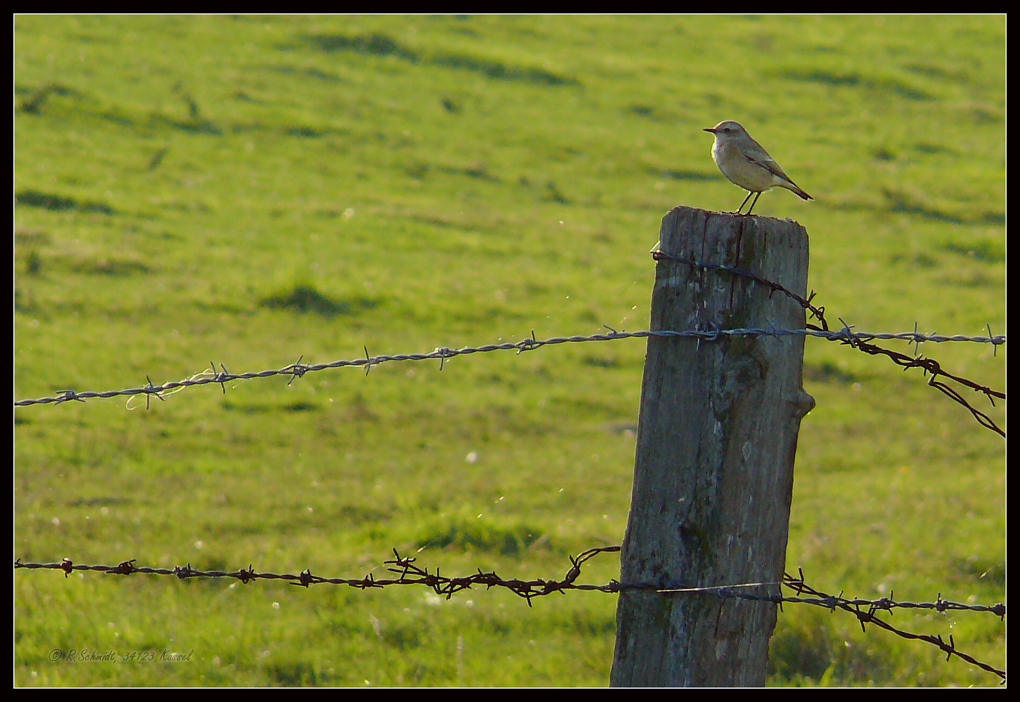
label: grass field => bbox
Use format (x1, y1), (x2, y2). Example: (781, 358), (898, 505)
(14, 15), (1005, 686)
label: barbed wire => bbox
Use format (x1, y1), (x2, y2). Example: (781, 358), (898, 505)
(15, 256), (1005, 685)
(777, 567), (1005, 683)
(13, 321), (1005, 433)
(15, 548), (1005, 682)
(14, 244), (1003, 433)
(650, 249), (1005, 437)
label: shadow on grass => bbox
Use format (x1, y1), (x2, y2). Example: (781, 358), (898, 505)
(261, 283), (381, 318)
(16, 189), (115, 215)
(302, 32), (577, 86)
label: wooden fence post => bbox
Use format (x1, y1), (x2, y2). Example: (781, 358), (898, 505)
(610, 206), (816, 687)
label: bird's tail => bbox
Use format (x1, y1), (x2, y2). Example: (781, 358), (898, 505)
(783, 181), (812, 201)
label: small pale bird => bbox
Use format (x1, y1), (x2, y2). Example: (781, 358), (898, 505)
(704, 120), (812, 215)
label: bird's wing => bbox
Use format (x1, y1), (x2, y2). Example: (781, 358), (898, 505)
(745, 152), (791, 182)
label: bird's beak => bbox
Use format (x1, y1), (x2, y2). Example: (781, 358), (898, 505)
(703, 127), (717, 133)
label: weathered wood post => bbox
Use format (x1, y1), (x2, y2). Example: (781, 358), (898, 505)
(610, 205), (815, 687)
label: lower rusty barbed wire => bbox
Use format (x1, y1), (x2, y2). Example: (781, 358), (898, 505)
(15, 547), (1005, 682)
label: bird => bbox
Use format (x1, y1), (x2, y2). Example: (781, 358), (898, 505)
(703, 120), (812, 215)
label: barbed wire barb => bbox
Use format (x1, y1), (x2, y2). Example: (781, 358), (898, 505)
(142, 376), (163, 409)
(58, 389), (85, 405)
(212, 362), (229, 394)
(286, 355), (306, 386)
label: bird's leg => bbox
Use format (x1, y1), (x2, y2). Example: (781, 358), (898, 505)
(735, 190), (754, 214)
(743, 191), (762, 215)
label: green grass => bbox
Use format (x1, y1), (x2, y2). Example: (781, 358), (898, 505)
(15, 15), (1004, 687)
